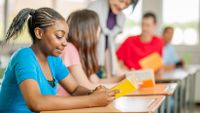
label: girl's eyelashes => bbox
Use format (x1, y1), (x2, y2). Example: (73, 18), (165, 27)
(55, 32), (64, 37)
(55, 33), (65, 39)
(56, 35), (68, 42)
(56, 35), (63, 39)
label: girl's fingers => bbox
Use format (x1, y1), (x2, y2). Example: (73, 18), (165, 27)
(108, 90), (119, 96)
(107, 97), (116, 102)
(114, 89), (120, 94)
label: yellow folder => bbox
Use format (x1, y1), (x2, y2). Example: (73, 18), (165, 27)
(112, 78), (138, 98)
(139, 52), (163, 72)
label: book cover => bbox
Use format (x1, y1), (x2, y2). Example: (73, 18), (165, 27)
(139, 52), (163, 72)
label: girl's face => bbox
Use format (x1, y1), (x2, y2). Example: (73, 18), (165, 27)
(39, 19), (68, 56)
(109, 0), (132, 14)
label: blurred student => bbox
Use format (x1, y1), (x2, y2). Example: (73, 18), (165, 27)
(87, 0), (139, 77)
(116, 12), (163, 70)
(0, 7), (118, 113)
(60, 10), (125, 92)
(162, 26), (184, 71)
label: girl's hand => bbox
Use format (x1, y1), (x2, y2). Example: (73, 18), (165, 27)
(89, 85), (119, 107)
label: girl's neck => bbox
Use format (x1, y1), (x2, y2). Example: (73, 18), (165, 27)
(31, 44), (47, 64)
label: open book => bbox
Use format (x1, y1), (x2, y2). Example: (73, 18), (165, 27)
(126, 70), (155, 88)
(111, 69), (156, 98)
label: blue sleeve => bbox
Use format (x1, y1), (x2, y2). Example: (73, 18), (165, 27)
(55, 57), (70, 81)
(171, 47), (179, 63)
(14, 55), (37, 85)
(163, 45), (179, 64)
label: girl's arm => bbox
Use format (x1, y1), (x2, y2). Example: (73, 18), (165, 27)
(68, 65), (119, 89)
(20, 74), (118, 112)
(59, 73), (93, 95)
(68, 65), (98, 90)
(118, 60), (130, 72)
(90, 74), (125, 84)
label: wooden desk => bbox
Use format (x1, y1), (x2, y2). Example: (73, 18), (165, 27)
(184, 65), (200, 113)
(155, 69), (189, 82)
(127, 83), (177, 113)
(155, 69), (188, 113)
(41, 96), (165, 113)
(186, 64), (200, 75)
(128, 83), (177, 96)
(155, 66), (200, 113)
(156, 65), (200, 82)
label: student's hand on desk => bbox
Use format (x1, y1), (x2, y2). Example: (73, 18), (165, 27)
(90, 85), (119, 107)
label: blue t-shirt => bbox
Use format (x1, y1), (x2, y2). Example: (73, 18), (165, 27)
(0, 48), (69, 113)
(163, 44), (179, 65)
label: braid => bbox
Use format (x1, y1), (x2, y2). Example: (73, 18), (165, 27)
(3, 7), (64, 44)
(4, 8), (34, 43)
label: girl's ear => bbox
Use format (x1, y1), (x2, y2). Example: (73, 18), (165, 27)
(34, 27), (44, 40)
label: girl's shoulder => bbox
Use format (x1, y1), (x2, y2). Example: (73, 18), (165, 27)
(62, 42), (78, 54)
(67, 42), (76, 48)
(60, 42), (81, 67)
(11, 47), (34, 60)
(8, 47), (36, 67)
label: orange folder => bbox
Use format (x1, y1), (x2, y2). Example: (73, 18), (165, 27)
(139, 52), (163, 72)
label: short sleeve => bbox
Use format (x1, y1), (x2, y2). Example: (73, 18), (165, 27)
(60, 43), (81, 67)
(14, 54), (37, 85)
(163, 45), (179, 64)
(55, 57), (70, 81)
(171, 47), (179, 62)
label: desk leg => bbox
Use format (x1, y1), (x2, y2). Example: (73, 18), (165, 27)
(179, 79), (186, 113)
(159, 100), (165, 113)
(166, 96), (171, 113)
(185, 75), (190, 113)
(188, 72), (197, 113)
(174, 83), (178, 113)
(182, 78), (187, 113)
(155, 109), (159, 113)
(174, 86), (179, 113)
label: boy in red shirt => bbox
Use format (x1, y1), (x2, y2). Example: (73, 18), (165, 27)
(116, 12), (164, 70)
